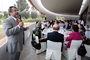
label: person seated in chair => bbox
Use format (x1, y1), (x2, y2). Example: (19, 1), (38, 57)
(66, 25), (82, 49)
(42, 21), (51, 30)
(35, 22), (47, 42)
(63, 21), (71, 29)
(47, 24), (64, 51)
(45, 21), (51, 28)
(78, 24), (86, 42)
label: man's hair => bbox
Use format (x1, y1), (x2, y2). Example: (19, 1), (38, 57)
(72, 25), (79, 32)
(47, 20), (50, 23)
(65, 20), (69, 23)
(8, 6), (17, 15)
(53, 25), (59, 30)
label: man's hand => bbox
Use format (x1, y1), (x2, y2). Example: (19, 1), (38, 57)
(25, 26), (29, 29)
(19, 22), (24, 27)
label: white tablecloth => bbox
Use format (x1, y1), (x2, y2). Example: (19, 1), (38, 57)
(42, 28), (71, 41)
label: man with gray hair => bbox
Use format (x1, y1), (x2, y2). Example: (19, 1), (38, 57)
(47, 24), (64, 51)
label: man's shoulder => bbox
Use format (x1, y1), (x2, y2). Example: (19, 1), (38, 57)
(58, 33), (64, 36)
(3, 16), (14, 23)
(48, 32), (53, 35)
(3, 17), (10, 23)
(3, 16), (11, 21)
(49, 32), (64, 36)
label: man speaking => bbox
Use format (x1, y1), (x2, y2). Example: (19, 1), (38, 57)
(2, 6), (29, 60)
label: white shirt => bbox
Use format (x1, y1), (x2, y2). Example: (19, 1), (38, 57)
(61, 19), (64, 21)
(81, 20), (84, 25)
(78, 20), (81, 24)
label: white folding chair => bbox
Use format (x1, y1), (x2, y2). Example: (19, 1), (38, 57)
(45, 40), (62, 60)
(33, 34), (36, 39)
(31, 34), (36, 49)
(41, 24), (45, 29)
(84, 44), (90, 57)
(35, 36), (46, 54)
(63, 40), (82, 60)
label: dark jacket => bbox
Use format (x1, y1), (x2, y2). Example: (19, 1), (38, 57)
(47, 31), (64, 51)
(35, 28), (41, 39)
(63, 25), (71, 29)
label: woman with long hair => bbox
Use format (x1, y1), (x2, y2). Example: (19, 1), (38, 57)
(78, 24), (86, 41)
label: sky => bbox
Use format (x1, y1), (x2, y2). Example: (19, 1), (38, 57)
(0, 0), (32, 12)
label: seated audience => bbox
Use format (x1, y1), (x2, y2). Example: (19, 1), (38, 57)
(63, 21), (71, 29)
(47, 24), (64, 51)
(78, 24), (86, 41)
(71, 20), (75, 26)
(34, 22), (41, 39)
(54, 20), (59, 25)
(66, 25), (82, 49)
(43, 21), (51, 30)
(74, 22), (78, 25)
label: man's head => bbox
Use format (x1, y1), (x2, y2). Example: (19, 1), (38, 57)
(46, 21), (50, 26)
(65, 21), (69, 25)
(53, 24), (60, 31)
(8, 6), (19, 18)
(72, 25), (79, 32)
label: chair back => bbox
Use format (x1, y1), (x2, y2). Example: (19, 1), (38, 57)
(32, 34), (36, 40)
(33, 34), (36, 38)
(41, 24), (44, 29)
(47, 40), (62, 51)
(70, 40), (82, 49)
(35, 36), (39, 43)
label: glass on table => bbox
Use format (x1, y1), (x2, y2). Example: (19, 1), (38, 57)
(64, 29), (66, 32)
(65, 31), (69, 35)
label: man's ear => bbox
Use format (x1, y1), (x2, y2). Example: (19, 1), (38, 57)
(9, 12), (11, 16)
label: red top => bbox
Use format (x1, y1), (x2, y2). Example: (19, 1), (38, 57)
(66, 32), (82, 48)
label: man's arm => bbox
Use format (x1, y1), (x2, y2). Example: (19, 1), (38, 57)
(2, 20), (21, 36)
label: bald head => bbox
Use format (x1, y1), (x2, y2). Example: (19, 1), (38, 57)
(53, 24), (60, 31)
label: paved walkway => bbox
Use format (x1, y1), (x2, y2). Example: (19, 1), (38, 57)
(0, 37), (7, 48)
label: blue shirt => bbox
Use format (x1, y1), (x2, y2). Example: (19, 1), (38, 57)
(65, 25), (68, 29)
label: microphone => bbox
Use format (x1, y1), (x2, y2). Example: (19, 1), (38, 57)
(19, 15), (22, 22)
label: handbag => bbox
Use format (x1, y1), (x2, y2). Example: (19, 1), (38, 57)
(78, 43), (87, 57)
(31, 40), (41, 50)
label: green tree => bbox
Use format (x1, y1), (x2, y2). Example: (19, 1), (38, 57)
(31, 6), (37, 19)
(40, 13), (45, 19)
(16, 0), (30, 19)
(4, 11), (8, 18)
(0, 15), (3, 19)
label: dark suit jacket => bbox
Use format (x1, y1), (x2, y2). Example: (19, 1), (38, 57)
(47, 31), (64, 51)
(63, 25), (71, 29)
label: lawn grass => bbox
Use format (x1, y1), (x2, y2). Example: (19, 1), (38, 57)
(0, 26), (6, 40)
